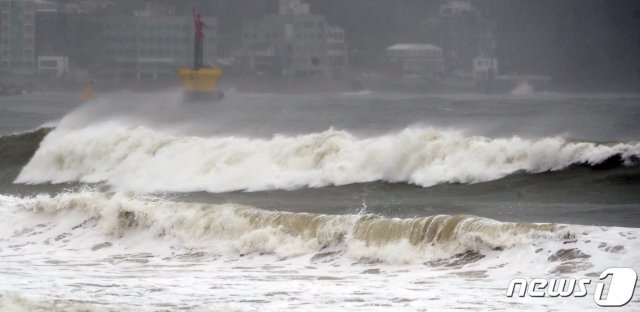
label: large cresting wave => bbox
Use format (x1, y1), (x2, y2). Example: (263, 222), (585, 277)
(15, 123), (640, 193)
(4, 192), (638, 310)
(2, 191), (570, 263)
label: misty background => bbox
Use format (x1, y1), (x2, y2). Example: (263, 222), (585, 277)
(204, 0), (640, 85)
(1, 0), (640, 93)
(196, 0), (640, 89)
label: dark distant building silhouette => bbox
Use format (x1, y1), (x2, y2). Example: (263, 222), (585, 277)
(439, 0), (498, 80)
(0, 0), (37, 79)
(385, 44), (444, 79)
(99, 13), (217, 82)
(240, 0), (348, 78)
(35, 1), (69, 79)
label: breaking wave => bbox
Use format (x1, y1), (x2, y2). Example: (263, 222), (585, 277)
(3, 192), (572, 263)
(0, 128), (51, 170)
(15, 124), (640, 193)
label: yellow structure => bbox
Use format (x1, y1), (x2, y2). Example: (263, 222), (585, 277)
(178, 67), (224, 101)
(178, 10), (223, 102)
(80, 81), (95, 102)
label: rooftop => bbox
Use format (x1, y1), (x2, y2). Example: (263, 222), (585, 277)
(387, 44), (442, 51)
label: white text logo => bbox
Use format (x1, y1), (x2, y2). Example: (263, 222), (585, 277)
(506, 267), (637, 307)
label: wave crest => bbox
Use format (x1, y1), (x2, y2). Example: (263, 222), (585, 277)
(15, 124), (640, 192)
(13, 192), (569, 263)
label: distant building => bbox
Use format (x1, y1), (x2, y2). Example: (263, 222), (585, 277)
(0, 0), (37, 79)
(386, 44), (444, 78)
(439, 0), (498, 79)
(279, 0), (309, 16)
(35, 0), (61, 56)
(325, 26), (348, 76)
(135, 2), (175, 17)
(56, 0), (114, 14)
(34, 1), (115, 84)
(472, 57), (497, 80)
(439, 0), (473, 17)
(241, 0), (348, 78)
(37, 55), (68, 78)
(35, 1), (68, 80)
(99, 14), (217, 82)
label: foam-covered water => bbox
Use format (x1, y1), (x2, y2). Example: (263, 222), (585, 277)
(1, 192), (639, 311)
(2, 91), (640, 310)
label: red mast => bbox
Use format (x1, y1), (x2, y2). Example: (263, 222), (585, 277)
(192, 9), (207, 69)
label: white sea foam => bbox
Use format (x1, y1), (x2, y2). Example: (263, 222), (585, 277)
(2, 192), (568, 262)
(15, 123), (640, 193)
(1, 192), (639, 311)
(511, 81), (535, 96)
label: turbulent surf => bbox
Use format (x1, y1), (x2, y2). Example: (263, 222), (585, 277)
(1, 191), (638, 310)
(13, 124), (640, 193)
(1, 91), (639, 311)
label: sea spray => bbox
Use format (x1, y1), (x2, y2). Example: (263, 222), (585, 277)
(15, 124), (640, 193)
(8, 192), (570, 263)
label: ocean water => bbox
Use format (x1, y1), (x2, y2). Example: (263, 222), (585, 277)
(0, 90), (639, 311)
